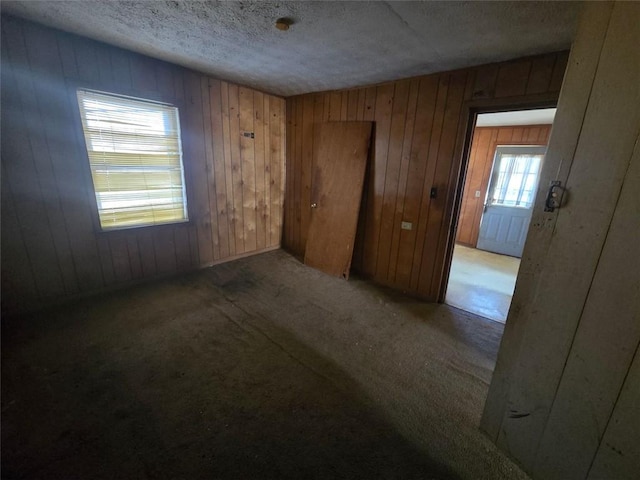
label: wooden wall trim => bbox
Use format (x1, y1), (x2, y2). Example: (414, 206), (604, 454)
(283, 51), (568, 300)
(0, 15), (286, 315)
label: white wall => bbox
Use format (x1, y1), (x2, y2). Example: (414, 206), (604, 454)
(481, 2), (640, 478)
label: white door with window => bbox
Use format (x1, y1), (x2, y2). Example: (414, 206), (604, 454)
(477, 146), (546, 258)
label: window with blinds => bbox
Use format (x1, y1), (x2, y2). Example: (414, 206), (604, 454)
(77, 89), (188, 230)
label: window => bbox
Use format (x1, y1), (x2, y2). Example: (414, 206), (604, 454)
(489, 146), (546, 209)
(77, 89), (188, 230)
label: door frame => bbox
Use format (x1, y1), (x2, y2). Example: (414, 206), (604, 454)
(437, 97), (558, 303)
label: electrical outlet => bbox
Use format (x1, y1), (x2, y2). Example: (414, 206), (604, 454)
(401, 221), (413, 230)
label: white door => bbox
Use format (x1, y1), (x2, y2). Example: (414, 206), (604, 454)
(477, 146), (547, 258)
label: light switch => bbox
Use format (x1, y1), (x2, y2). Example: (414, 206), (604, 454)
(401, 221), (413, 230)
(475, 190), (481, 198)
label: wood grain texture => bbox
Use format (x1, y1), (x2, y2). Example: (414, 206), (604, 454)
(455, 125), (552, 248)
(0, 15), (285, 315)
(587, 344), (640, 480)
(284, 51), (567, 299)
(480, 1), (614, 444)
(483, 3), (639, 477)
(304, 122), (372, 278)
(534, 106), (640, 480)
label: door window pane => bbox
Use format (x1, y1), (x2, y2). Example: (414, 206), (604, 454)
(491, 151), (544, 208)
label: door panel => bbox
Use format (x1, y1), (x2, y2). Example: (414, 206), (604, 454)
(477, 146), (546, 257)
(477, 205), (532, 257)
(304, 122), (373, 278)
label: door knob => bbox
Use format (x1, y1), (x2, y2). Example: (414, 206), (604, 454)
(311, 203), (317, 208)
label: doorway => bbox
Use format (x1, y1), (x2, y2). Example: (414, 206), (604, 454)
(445, 108), (555, 322)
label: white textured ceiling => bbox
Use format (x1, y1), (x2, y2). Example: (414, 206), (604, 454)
(1, 1), (582, 97)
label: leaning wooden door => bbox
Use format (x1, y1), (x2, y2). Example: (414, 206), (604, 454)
(304, 122), (373, 278)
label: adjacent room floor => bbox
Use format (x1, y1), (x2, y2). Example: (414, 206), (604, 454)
(2, 250), (528, 480)
(445, 245), (520, 323)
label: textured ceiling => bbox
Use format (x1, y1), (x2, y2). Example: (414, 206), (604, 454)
(1, 1), (582, 97)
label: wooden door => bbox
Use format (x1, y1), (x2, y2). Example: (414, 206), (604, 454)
(476, 146), (546, 257)
(304, 122), (372, 278)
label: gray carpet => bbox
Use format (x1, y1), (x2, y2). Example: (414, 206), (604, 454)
(2, 250), (527, 479)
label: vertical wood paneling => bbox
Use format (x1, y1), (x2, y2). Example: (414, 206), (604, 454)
(283, 51), (567, 300)
(376, 79), (410, 279)
(152, 227), (177, 275)
(0, 164), (38, 313)
(485, 4), (639, 477)
(526, 55), (557, 95)
(1, 16), (285, 315)
(495, 61), (531, 98)
(126, 236), (143, 280)
(173, 227), (191, 272)
(588, 345), (640, 480)
(284, 99), (294, 252)
(254, 91), (267, 251)
(220, 81), (237, 257)
(428, 71), (476, 297)
(200, 77), (220, 261)
(409, 74), (449, 292)
(262, 95), (271, 247)
(300, 95), (314, 251)
(209, 80), (231, 259)
(239, 87), (257, 252)
(22, 21), (106, 293)
(185, 71), (214, 265)
(137, 230), (157, 277)
(362, 83), (394, 276)
(417, 71), (467, 295)
(293, 98), (304, 253)
(387, 79), (420, 282)
(2, 23), (73, 297)
(481, 4), (614, 445)
(455, 125), (552, 247)
(269, 95), (284, 247)
(108, 234), (131, 283)
(534, 133), (639, 479)
(394, 76), (439, 287)
(228, 84), (246, 254)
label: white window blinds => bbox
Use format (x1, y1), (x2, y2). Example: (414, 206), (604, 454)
(77, 89), (188, 230)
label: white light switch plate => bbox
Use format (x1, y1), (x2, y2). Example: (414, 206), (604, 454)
(401, 221), (413, 230)
(475, 190), (481, 198)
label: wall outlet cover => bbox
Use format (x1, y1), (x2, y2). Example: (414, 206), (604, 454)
(401, 221), (413, 230)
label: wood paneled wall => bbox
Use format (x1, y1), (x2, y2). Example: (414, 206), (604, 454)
(481, 3), (640, 478)
(284, 52), (567, 299)
(455, 124), (552, 247)
(1, 16), (285, 315)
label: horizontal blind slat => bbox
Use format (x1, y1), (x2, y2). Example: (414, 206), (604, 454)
(77, 89), (188, 230)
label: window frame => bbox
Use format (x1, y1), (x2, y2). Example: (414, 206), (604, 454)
(69, 81), (193, 234)
(486, 145), (548, 210)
